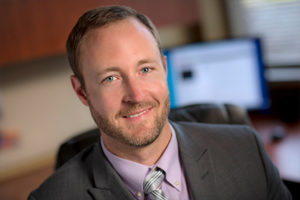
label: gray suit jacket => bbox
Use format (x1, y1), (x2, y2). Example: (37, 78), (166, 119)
(28, 122), (291, 200)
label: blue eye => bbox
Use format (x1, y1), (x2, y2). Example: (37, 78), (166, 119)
(104, 76), (116, 82)
(142, 67), (151, 73)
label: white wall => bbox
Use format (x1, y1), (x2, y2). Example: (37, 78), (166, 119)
(0, 55), (96, 179)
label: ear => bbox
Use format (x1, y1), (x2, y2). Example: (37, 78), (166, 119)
(163, 55), (168, 76)
(70, 75), (89, 106)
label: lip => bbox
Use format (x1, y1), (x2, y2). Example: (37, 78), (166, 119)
(122, 107), (152, 120)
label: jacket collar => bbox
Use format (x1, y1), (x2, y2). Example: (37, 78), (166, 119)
(171, 121), (218, 200)
(88, 143), (135, 200)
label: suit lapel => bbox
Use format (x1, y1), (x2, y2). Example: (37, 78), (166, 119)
(87, 144), (135, 200)
(172, 122), (218, 200)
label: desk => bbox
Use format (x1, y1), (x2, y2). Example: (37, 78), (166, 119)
(250, 114), (300, 183)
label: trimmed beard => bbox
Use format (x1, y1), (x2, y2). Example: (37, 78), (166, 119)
(88, 95), (170, 147)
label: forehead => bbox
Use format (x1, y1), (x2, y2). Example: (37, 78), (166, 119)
(78, 17), (160, 67)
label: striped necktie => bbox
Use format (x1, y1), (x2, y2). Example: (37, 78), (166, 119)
(143, 167), (168, 200)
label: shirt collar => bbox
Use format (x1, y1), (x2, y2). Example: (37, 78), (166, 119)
(101, 123), (182, 197)
(155, 124), (182, 191)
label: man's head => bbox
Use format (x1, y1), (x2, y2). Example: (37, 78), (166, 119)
(67, 6), (171, 150)
(66, 5), (163, 89)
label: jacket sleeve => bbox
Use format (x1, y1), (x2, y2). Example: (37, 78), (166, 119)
(250, 127), (292, 199)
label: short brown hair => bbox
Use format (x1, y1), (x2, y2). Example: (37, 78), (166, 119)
(66, 5), (162, 88)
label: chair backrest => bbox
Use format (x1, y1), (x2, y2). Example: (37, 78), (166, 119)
(168, 103), (251, 125)
(55, 103), (251, 169)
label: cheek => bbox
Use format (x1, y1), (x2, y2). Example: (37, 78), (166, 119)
(149, 79), (169, 99)
(87, 87), (122, 115)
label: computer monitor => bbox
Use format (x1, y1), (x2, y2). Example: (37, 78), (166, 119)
(164, 38), (269, 110)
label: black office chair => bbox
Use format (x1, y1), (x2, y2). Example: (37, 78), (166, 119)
(55, 103), (251, 169)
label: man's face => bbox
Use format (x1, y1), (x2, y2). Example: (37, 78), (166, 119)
(74, 18), (170, 147)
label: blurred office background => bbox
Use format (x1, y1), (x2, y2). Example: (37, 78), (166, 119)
(0, 0), (299, 199)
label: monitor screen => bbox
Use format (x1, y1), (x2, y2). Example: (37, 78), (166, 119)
(164, 38), (269, 110)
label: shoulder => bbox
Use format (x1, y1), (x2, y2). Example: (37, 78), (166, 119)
(28, 144), (97, 200)
(172, 121), (262, 163)
(171, 120), (257, 143)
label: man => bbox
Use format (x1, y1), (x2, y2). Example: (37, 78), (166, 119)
(28, 5), (291, 200)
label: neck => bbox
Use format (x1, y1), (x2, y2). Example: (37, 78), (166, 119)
(101, 122), (172, 166)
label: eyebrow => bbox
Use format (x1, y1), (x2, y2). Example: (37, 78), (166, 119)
(137, 58), (159, 66)
(96, 66), (121, 77)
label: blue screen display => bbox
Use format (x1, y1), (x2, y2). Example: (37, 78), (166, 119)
(164, 38), (269, 111)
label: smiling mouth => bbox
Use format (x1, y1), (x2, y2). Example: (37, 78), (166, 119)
(123, 108), (151, 119)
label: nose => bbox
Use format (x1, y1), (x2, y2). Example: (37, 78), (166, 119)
(122, 77), (145, 103)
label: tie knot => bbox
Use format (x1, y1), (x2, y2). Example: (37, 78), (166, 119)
(143, 168), (165, 193)
(143, 168), (168, 200)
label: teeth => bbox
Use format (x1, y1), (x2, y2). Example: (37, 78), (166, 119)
(127, 110), (147, 118)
